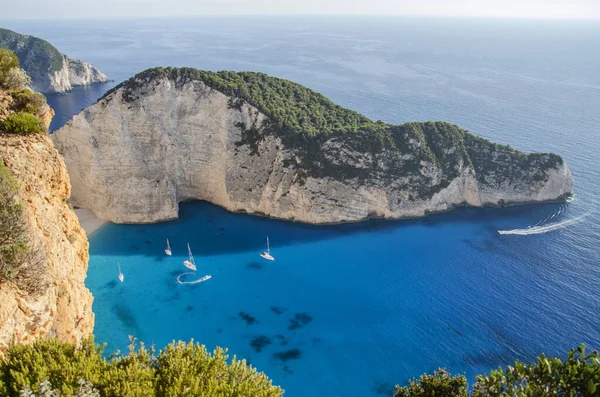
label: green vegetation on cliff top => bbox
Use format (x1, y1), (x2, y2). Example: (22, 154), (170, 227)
(395, 344), (599, 397)
(0, 28), (64, 73)
(1, 339), (597, 397)
(0, 338), (282, 397)
(102, 67), (564, 188)
(0, 49), (47, 135)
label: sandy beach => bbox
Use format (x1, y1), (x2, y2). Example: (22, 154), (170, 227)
(75, 209), (107, 236)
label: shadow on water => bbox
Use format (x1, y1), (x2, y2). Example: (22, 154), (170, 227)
(104, 280), (118, 289)
(462, 317), (537, 368)
(372, 380), (396, 396)
(45, 82), (116, 132)
(89, 201), (567, 260)
(112, 303), (144, 340)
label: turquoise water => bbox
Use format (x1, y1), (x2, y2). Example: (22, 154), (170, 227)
(87, 202), (597, 397)
(2, 16), (599, 396)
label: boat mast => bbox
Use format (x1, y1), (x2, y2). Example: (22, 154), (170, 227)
(188, 243), (195, 266)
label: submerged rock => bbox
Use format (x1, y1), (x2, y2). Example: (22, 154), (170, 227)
(250, 335), (272, 352)
(288, 312), (313, 330)
(52, 67), (573, 224)
(273, 348), (302, 362)
(239, 312), (257, 325)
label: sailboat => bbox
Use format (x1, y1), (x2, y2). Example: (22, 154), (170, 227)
(260, 236), (275, 261)
(183, 243), (197, 271)
(165, 238), (172, 256)
(118, 262), (124, 282)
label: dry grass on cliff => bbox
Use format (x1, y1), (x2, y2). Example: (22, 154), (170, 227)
(0, 158), (47, 294)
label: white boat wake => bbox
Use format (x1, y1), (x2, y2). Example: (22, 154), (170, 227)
(498, 214), (586, 235)
(176, 272), (212, 285)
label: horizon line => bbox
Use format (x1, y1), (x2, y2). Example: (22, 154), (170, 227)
(2, 13), (600, 22)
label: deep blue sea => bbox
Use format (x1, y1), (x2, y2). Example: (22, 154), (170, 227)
(2, 17), (599, 396)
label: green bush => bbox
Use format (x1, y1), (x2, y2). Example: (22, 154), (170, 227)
(3, 67), (31, 90)
(395, 345), (600, 397)
(395, 369), (468, 397)
(0, 338), (283, 397)
(9, 88), (47, 115)
(0, 112), (45, 134)
(0, 48), (19, 86)
(473, 344), (600, 396)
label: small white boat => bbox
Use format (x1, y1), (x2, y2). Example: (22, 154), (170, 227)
(165, 238), (172, 256)
(260, 236), (275, 261)
(183, 243), (197, 271)
(118, 262), (124, 282)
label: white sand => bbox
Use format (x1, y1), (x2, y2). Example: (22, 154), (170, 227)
(74, 209), (107, 236)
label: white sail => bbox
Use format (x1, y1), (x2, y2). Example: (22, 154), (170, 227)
(165, 238), (172, 256)
(183, 243), (197, 271)
(260, 236), (275, 261)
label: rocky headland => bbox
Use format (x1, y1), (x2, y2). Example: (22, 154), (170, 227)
(52, 67), (573, 225)
(0, 28), (107, 94)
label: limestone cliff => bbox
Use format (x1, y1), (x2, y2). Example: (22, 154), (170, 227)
(0, 131), (93, 353)
(0, 28), (107, 94)
(52, 67), (573, 224)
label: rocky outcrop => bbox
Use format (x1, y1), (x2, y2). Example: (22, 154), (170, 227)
(0, 132), (94, 353)
(52, 69), (573, 224)
(0, 28), (107, 94)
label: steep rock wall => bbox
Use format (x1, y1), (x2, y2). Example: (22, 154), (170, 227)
(52, 76), (573, 224)
(0, 134), (94, 353)
(38, 55), (107, 94)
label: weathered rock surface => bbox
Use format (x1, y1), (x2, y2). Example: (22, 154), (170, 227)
(0, 28), (107, 94)
(0, 133), (94, 354)
(52, 72), (573, 224)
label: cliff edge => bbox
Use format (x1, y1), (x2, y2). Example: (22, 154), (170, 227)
(0, 28), (107, 94)
(0, 128), (93, 353)
(52, 67), (573, 224)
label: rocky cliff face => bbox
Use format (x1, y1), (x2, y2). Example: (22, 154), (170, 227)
(0, 28), (107, 94)
(0, 132), (94, 353)
(52, 70), (573, 224)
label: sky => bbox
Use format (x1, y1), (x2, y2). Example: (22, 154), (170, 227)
(2, 0), (600, 20)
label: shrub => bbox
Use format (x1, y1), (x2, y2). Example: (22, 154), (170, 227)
(0, 160), (45, 292)
(394, 369), (468, 397)
(154, 341), (281, 396)
(0, 161), (27, 285)
(3, 67), (31, 90)
(473, 344), (600, 396)
(0, 338), (284, 397)
(9, 88), (46, 115)
(0, 112), (45, 134)
(394, 345), (600, 397)
(0, 49), (19, 86)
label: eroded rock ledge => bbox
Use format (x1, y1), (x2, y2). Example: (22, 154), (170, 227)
(52, 68), (573, 224)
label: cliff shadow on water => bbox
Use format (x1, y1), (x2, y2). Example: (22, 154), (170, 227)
(44, 82), (116, 132)
(88, 199), (568, 260)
